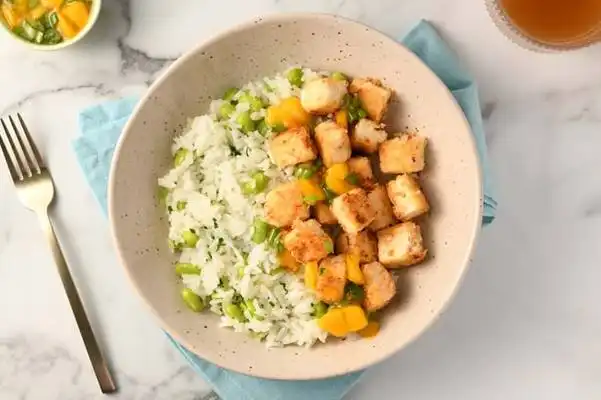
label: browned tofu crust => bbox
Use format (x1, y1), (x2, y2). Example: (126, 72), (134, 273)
(269, 126), (317, 168)
(349, 78), (392, 123)
(316, 255), (347, 304)
(347, 156), (376, 189)
(335, 230), (377, 263)
(264, 182), (310, 227)
(367, 185), (397, 231)
(377, 221), (428, 267)
(313, 202), (338, 225)
(362, 261), (396, 312)
(314, 121), (352, 167)
(331, 188), (376, 234)
(283, 219), (332, 263)
(379, 134), (427, 174)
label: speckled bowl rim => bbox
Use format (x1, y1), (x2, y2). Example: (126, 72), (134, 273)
(0, 0), (101, 51)
(108, 12), (483, 379)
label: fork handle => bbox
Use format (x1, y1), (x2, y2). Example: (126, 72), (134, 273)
(38, 211), (117, 394)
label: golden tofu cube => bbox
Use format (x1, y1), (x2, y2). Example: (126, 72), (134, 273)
(331, 188), (376, 234)
(379, 134), (427, 174)
(269, 126), (317, 168)
(350, 119), (387, 154)
(264, 182), (310, 227)
(283, 219), (332, 263)
(313, 202), (338, 225)
(336, 230), (378, 263)
(314, 121), (352, 167)
(362, 261), (396, 312)
(347, 156), (376, 189)
(349, 78), (392, 122)
(377, 221), (427, 268)
(300, 77), (348, 115)
(316, 255), (347, 304)
(386, 174), (430, 221)
(367, 185), (397, 231)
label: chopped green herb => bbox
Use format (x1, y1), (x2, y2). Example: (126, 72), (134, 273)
(176, 201), (187, 211)
(344, 283), (365, 303)
(323, 240), (334, 254)
(257, 119), (269, 136)
(303, 195), (320, 205)
(321, 185), (337, 204)
(331, 71), (347, 82)
(219, 102), (236, 119)
(267, 227), (281, 249)
(270, 267), (285, 275)
(224, 303), (246, 322)
(345, 172), (360, 185)
(319, 267), (326, 275)
(270, 122), (286, 133)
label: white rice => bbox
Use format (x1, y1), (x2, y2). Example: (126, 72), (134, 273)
(159, 68), (328, 347)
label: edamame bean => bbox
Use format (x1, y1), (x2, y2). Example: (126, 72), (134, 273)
(287, 68), (304, 87)
(224, 303), (246, 322)
(219, 102), (236, 119)
(173, 148), (188, 166)
(331, 71), (347, 82)
(241, 180), (257, 195)
(175, 263), (200, 276)
(252, 172), (269, 192)
(236, 111), (255, 133)
(182, 230), (199, 248)
(313, 301), (328, 318)
(223, 87), (239, 102)
(181, 288), (204, 312)
(257, 119), (269, 136)
(251, 219), (269, 244)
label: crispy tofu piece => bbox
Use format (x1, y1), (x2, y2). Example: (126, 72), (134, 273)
(264, 182), (310, 227)
(349, 78), (392, 122)
(331, 188), (375, 234)
(350, 119), (387, 154)
(269, 126), (317, 168)
(336, 230), (377, 263)
(362, 262), (396, 312)
(316, 255), (347, 304)
(379, 134), (427, 174)
(387, 174), (430, 221)
(313, 202), (338, 225)
(347, 156), (376, 189)
(377, 222), (427, 268)
(314, 121), (352, 167)
(300, 77), (348, 115)
(283, 219), (332, 263)
(367, 185), (397, 231)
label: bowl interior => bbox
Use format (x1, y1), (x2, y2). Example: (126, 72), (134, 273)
(109, 14), (482, 380)
(0, 0), (101, 51)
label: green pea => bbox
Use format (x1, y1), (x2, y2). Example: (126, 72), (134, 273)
(236, 111), (255, 133)
(181, 288), (204, 312)
(223, 87), (239, 102)
(219, 102), (236, 119)
(251, 219), (269, 244)
(331, 71), (347, 82)
(252, 172), (269, 192)
(224, 303), (246, 322)
(174, 148), (188, 166)
(175, 263), (200, 276)
(287, 67), (304, 87)
(313, 302), (328, 318)
(176, 201), (187, 211)
(257, 119), (269, 136)
(182, 230), (199, 248)
(158, 186), (169, 204)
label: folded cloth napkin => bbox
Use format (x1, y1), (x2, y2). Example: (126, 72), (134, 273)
(72, 19), (496, 400)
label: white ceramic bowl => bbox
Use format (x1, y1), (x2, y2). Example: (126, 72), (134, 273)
(109, 13), (482, 380)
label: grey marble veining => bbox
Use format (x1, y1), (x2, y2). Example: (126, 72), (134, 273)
(1, 0), (601, 399)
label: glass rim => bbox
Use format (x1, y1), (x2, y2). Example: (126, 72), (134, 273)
(485, 0), (601, 52)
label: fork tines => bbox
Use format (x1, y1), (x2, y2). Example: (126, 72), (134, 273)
(0, 114), (45, 182)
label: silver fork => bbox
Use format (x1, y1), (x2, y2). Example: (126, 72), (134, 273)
(0, 114), (117, 394)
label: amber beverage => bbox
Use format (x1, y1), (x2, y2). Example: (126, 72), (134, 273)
(487, 0), (601, 51)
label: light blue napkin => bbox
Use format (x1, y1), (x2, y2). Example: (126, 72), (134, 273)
(72, 20), (497, 400)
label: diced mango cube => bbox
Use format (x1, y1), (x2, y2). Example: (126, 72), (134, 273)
(304, 261), (318, 289)
(358, 321), (380, 338)
(335, 109), (348, 129)
(278, 249), (300, 273)
(324, 163), (355, 195)
(60, 1), (89, 29)
(317, 307), (348, 337)
(342, 305), (368, 332)
(298, 179), (325, 202)
(345, 253), (364, 285)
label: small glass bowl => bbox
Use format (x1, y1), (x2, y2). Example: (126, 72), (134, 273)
(485, 0), (601, 52)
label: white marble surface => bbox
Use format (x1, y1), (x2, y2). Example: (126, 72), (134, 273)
(1, 0), (601, 399)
